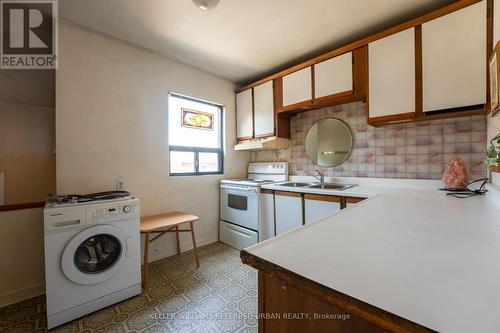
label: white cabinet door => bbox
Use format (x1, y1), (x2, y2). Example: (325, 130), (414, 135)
(282, 67), (312, 107)
(253, 81), (274, 137)
(368, 28), (415, 118)
(304, 198), (341, 224)
(236, 89), (253, 139)
(422, 1), (486, 112)
(314, 52), (353, 98)
(275, 193), (303, 235)
(259, 192), (275, 241)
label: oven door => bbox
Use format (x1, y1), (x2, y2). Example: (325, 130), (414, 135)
(220, 184), (259, 231)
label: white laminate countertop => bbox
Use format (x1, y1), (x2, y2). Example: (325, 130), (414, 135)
(261, 182), (425, 198)
(261, 175), (445, 198)
(245, 186), (500, 333)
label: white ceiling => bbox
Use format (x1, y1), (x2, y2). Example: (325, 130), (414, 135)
(59, 0), (454, 85)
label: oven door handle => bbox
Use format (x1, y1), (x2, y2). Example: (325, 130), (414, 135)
(220, 185), (259, 193)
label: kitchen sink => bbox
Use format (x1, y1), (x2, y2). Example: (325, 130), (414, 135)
(307, 184), (357, 190)
(279, 182), (313, 187)
(278, 182), (357, 191)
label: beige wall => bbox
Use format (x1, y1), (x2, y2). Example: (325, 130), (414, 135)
(0, 60), (55, 306)
(0, 21), (248, 307)
(0, 208), (45, 307)
(0, 102), (56, 203)
(0, 69), (55, 204)
(56, 23), (248, 262)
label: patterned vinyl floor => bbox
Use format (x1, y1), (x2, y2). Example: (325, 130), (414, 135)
(0, 242), (258, 333)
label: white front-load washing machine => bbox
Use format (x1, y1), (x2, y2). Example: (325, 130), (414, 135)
(44, 196), (141, 329)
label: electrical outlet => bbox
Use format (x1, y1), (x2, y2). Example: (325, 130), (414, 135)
(116, 178), (125, 191)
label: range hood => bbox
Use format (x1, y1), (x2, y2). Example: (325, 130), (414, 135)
(234, 136), (290, 151)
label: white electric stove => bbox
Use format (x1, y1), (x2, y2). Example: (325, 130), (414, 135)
(219, 162), (288, 250)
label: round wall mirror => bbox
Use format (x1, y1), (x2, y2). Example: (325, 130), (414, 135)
(305, 118), (353, 167)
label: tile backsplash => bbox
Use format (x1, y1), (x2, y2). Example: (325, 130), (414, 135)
(250, 101), (487, 179)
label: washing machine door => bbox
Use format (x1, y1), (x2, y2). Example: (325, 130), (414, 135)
(61, 225), (128, 285)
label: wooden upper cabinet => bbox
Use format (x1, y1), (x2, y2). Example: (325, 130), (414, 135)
(236, 89), (253, 140)
(314, 52), (353, 99)
(368, 28), (416, 121)
(253, 81), (275, 137)
(282, 67), (313, 108)
(236, 1), (488, 125)
(422, 0), (486, 112)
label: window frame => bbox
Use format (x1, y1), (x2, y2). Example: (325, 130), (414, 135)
(168, 92), (224, 176)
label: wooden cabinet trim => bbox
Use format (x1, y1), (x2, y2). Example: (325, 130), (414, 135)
(352, 46), (368, 99)
(304, 193), (341, 203)
(262, 272), (386, 332)
(236, 135), (254, 142)
(274, 191), (302, 198)
(241, 250), (435, 333)
(368, 106), (485, 126)
(313, 91), (353, 106)
(258, 271), (266, 333)
(273, 78), (291, 138)
(254, 132), (275, 139)
(280, 100), (314, 113)
(0, 201), (45, 212)
(346, 196), (367, 204)
(260, 188), (274, 194)
(415, 25), (423, 117)
(311, 64), (316, 101)
(251, 88), (255, 138)
(486, 0), (493, 112)
(367, 112), (415, 126)
(236, 0), (481, 93)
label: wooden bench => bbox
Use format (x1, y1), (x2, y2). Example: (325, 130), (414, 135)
(140, 211), (200, 288)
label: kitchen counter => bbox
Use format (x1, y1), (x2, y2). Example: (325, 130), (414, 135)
(242, 186), (500, 332)
(261, 182), (428, 198)
(261, 176), (445, 198)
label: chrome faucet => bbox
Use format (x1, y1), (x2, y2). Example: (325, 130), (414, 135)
(311, 169), (325, 185)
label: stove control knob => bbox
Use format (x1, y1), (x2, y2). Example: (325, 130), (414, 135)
(123, 205), (132, 213)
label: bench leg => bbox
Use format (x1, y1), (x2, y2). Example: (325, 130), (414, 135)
(176, 226), (180, 255)
(143, 232), (150, 288)
(190, 221), (200, 268)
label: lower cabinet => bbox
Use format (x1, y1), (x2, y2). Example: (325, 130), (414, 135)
(304, 194), (341, 224)
(264, 190), (367, 238)
(275, 191), (303, 235)
(259, 190), (275, 241)
(244, 268), (387, 332)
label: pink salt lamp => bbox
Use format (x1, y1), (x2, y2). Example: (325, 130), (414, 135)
(442, 157), (469, 190)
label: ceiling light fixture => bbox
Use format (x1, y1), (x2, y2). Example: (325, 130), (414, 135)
(192, 0), (220, 11)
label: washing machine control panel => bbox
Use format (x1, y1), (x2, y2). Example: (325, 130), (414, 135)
(86, 199), (140, 224)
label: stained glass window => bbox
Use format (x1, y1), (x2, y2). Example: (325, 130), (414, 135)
(168, 93), (223, 175)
